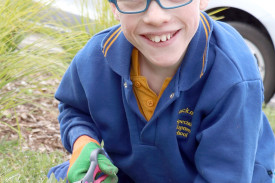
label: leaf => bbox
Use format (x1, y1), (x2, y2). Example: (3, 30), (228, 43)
(47, 173), (58, 183)
(3, 170), (20, 181)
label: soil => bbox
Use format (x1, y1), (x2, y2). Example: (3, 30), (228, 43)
(0, 78), (68, 155)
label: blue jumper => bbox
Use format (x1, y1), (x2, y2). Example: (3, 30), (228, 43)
(49, 12), (275, 183)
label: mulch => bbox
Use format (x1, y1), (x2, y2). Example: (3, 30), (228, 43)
(0, 78), (68, 154)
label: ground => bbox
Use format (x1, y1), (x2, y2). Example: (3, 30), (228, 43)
(0, 78), (68, 154)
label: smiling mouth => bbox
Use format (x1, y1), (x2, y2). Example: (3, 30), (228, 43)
(145, 31), (178, 43)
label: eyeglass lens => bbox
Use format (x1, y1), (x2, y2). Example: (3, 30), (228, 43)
(116, 0), (191, 13)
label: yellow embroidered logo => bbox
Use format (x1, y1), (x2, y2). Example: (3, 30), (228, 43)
(177, 107), (194, 139)
(179, 107), (194, 116)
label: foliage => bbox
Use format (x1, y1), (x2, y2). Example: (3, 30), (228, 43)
(207, 7), (228, 20)
(93, 0), (119, 31)
(0, 0), (118, 137)
(0, 0), (66, 121)
(0, 140), (67, 183)
(263, 106), (275, 133)
(0, 0), (118, 181)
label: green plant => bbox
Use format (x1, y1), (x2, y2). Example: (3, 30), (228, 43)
(207, 8), (228, 20)
(0, 0), (114, 138)
(0, 0), (119, 112)
(263, 106), (275, 132)
(0, 0), (64, 130)
(93, 0), (119, 31)
(0, 140), (67, 183)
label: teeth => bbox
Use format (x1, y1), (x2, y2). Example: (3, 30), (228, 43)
(161, 35), (167, 42)
(149, 33), (172, 43)
(155, 36), (161, 43)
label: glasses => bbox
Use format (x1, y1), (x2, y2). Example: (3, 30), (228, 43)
(109, 0), (193, 14)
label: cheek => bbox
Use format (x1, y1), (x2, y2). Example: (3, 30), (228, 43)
(178, 2), (201, 26)
(120, 24), (131, 40)
(120, 20), (136, 41)
(183, 13), (200, 34)
(191, 16), (200, 31)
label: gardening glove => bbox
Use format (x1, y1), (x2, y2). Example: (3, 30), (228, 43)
(67, 137), (118, 183)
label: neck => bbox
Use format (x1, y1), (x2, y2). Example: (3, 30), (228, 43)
(139, 54), (180, 95)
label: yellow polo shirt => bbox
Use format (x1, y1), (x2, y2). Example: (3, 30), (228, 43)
(130, 48), (172, 121)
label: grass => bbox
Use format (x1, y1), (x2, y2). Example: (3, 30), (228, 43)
(0, 140), (67, 183)
(263, 106), (275, 131)
(0, 0), (117, 182)
(0, 0), (118, 137)
(0, 0), (69, 133)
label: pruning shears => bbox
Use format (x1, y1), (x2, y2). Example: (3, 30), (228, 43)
(74, 148), (108, 183)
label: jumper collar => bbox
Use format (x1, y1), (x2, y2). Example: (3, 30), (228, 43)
(176, 11), (213, 91)
(101, 24), (133, 77)
(102, 12), (213, 91)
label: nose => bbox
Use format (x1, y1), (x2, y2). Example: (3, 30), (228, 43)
(143, 1), (171, 26)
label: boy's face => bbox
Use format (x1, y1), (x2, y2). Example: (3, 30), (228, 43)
(110, 0), (209, 71)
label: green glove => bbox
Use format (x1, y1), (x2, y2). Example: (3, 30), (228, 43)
(67, 142), (118, 183)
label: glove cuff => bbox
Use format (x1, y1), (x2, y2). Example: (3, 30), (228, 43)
(73, 135), (100, 153)
(68, 137), (100, 177)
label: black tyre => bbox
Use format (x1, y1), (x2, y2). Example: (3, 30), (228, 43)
(228, 22), (275, 103)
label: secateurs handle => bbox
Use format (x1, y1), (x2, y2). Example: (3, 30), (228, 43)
(74, 148), (107, 183)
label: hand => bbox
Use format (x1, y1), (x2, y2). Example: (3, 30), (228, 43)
(67, 142), (118, 183)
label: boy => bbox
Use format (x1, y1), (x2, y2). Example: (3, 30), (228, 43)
(48, 0), (275, 182)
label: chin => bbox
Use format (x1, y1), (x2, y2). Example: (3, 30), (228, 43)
(155, 59), (181, 68)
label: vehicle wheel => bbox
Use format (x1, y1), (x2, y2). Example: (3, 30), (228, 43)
(228, 22), (275, 103)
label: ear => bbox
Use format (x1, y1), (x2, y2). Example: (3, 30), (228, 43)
(110, 3), (120, 21)
(199, 0), (209, 10)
